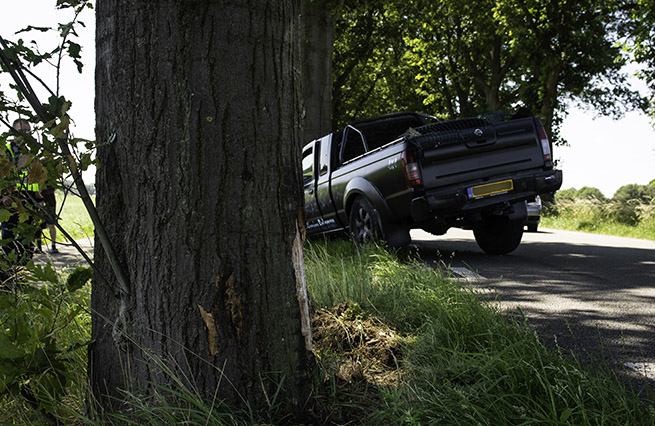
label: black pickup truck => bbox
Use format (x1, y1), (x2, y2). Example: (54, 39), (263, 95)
(302, 111), (562, 254)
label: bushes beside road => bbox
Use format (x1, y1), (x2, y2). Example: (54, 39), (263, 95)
(542, 183), (655, 240)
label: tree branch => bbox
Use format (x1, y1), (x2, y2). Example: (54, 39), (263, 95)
(0, 35), (130, 299)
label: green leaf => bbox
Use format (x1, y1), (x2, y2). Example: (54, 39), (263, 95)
(74, 58), (84, 73)
(66, 41), (81, 58)
(15, 25), (50, 34)
(66, 266), (93, 292)
(0, 208), (11, 222)
(0, 334), (24, 360)
(29, 262), (59, 284)
(57, 0), (86, 8)
(0, 295), (15, 311)
(79, 152), (94, 170)
(43, 95), (69, 122)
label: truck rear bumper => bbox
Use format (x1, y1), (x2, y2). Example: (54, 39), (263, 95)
(411, 169), (562, 222)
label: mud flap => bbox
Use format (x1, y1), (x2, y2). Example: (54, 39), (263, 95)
(381, 221), (411, 248)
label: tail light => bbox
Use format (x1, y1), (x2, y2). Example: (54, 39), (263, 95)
(402, 149), (422, 187)
(536, 120), (552, 162)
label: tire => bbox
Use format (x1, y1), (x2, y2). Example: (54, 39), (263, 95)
(349, 197), (383, 247)
(527, 224), (538, 233)
(473, 215), (524, 255)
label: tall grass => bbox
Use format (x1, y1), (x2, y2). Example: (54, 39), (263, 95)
(542, 198), (655, 240)
(305, 241), (655, 425)
(0, 281), (91, 425)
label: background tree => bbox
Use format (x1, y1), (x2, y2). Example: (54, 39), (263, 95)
(404, 0), (517, 118)
(645, 180), (655, 202)
(575, 186), (609, 202)
(92, 0), (313, 416)
(331, 0), (426, 128)
(622, 0), (655, 121)
(301, 0), (334, 141)
(613, 184), (644, 202)
(500, 0), (644, 142)
(613, 182), (655, 203)
(555, 187), (578, 201)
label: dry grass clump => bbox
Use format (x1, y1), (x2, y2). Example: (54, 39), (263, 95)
(312, 302), (402, 387)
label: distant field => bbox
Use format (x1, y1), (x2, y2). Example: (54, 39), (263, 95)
(55, 193), (94, 242)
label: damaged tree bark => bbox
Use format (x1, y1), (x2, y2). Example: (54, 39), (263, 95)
(91, 0), (313, 415)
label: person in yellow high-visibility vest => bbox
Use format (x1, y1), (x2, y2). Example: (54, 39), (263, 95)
(1, 118), (43, 269)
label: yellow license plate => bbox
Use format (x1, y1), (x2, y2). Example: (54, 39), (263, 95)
(467, 179), (513, 199)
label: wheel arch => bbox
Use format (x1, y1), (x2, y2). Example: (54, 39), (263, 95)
(343, 177), (396, 224)
(343, 178), (411, 247)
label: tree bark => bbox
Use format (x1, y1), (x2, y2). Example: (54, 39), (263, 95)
(539, 60), (562, 145)
(91, 0), (313, 416)
(301, 0), (334, 142)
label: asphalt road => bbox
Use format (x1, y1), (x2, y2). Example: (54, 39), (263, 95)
(32, 237), (94, 270)
(411, 227), (655, 386)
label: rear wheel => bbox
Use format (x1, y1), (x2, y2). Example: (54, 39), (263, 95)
(349, 197), (382, 247)
(473, 215), (524, 255)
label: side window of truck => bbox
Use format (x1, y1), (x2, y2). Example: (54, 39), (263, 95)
(302, 145), (314, 186)
(319, 135), (331, 176)
(340, 125), (368, 163)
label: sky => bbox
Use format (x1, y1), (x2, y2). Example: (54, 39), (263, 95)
(2, 0), (654, 197)
(1, 0), (96, 182)
(559, 104), (655, 197)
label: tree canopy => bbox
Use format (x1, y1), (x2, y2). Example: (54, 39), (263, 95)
(621, 0), (655, 120)
(331, 0), (649, 144)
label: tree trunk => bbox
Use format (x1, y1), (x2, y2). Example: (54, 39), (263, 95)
(91, 0), (313, 416)
(539, 62), (562, 144)
(301, 0), (334, 142)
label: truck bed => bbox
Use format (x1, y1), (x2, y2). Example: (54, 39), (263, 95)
(406, 113), (545, 189)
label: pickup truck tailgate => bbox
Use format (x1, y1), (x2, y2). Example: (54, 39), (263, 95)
(408, 116), (545, 188)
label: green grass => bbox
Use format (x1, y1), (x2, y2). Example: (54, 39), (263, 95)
(542, 216), (655, 240)
(0, 192), (93, 425)
(306, 241), (655, 425)
(542, 198), (655, 241)
(0, 278), (91, 425)
(55, 192), (95, 242)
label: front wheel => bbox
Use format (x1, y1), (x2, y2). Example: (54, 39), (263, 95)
(349, 197), (383, 247)
(473, 215), (524, 255)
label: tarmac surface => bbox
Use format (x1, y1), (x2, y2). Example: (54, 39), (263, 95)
(32, 237), (94, 270)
